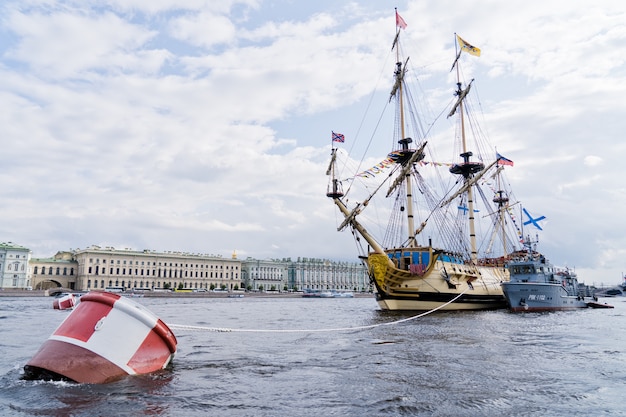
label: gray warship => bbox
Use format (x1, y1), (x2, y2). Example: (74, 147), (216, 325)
(502, 240), (598, 312)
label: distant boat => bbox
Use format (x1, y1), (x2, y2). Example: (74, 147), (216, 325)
(603, 288), (623, 297)
(587, 300), (614, 309)
(301, 289), (354, 298)
(333, 291), (354, 298)
(326, 14), (524, 311)
(502, 240), (606, 311)
(125, 292), (145, 298)
(301, 289), (322, 298)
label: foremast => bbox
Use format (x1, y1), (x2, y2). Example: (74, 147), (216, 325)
(387, 26), (424, 247)
(325, 16), (423, 266)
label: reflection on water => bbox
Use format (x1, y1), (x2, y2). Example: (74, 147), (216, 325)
(1, 296), (625, 416)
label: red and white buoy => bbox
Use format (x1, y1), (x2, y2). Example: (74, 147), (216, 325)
(52, 293), (76, 310)
(25, 291), (177, 384)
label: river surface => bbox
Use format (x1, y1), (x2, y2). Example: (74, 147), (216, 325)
(0, 294), (624, 416)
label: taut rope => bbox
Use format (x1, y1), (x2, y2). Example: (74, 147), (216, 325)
(168, 289), (468, 333)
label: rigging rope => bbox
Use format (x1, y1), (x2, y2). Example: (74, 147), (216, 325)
(168, 288), (468, 334)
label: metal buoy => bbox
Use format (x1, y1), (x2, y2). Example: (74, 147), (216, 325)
(24, 291), (177, 384)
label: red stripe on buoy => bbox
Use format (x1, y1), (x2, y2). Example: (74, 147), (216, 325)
(154, 318), (178, 354)
(127, 329), (172, 373)
(54, 295), (114, 342)
(126, 319), (177, 373)
(24, 339), (126, 384)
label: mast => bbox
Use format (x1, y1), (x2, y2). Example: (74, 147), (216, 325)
(449, 36), (483, 264)
(325, 147), (343, 198)
(492, 166), (509, 259)
(393, 29), (417, 248)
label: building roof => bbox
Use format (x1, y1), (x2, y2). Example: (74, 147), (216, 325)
(0, 242), (30, 251)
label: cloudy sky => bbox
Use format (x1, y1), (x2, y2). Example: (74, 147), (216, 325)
(1, 0), (624, 285)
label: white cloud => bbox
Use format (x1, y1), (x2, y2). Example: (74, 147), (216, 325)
(169, 12), (236, 48)
(0, 0), (624, 286)
(584, 155), (603, 167)
(5, 9), (157, 77)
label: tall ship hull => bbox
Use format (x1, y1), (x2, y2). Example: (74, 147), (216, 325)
(368, 251), (508, 311)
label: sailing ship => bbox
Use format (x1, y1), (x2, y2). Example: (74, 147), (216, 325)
(326, 12), (523, 311)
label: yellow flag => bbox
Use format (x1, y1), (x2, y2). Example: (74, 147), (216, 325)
(457, 34), (481, 57)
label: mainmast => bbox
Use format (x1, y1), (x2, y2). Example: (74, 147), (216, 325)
(449, 35), (483, 264)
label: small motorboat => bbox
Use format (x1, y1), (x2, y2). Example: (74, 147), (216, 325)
(586, 300), (614, 309)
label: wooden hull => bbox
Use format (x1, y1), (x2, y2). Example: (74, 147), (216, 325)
(368, 252), (509, 311)
(375, 291), (508, 311)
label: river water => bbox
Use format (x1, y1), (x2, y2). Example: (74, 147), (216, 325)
(0, 294), (624, 416)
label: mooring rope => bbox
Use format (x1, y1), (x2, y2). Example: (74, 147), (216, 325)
(168, 288), (468, 334)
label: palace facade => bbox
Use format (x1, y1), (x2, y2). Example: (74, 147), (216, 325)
(4, 243), (370, 293)
(0, 242), (31, 289)
(31, 251), (77, 290)
(288, 257), (370, 292)
(73, 246), (241, 291)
